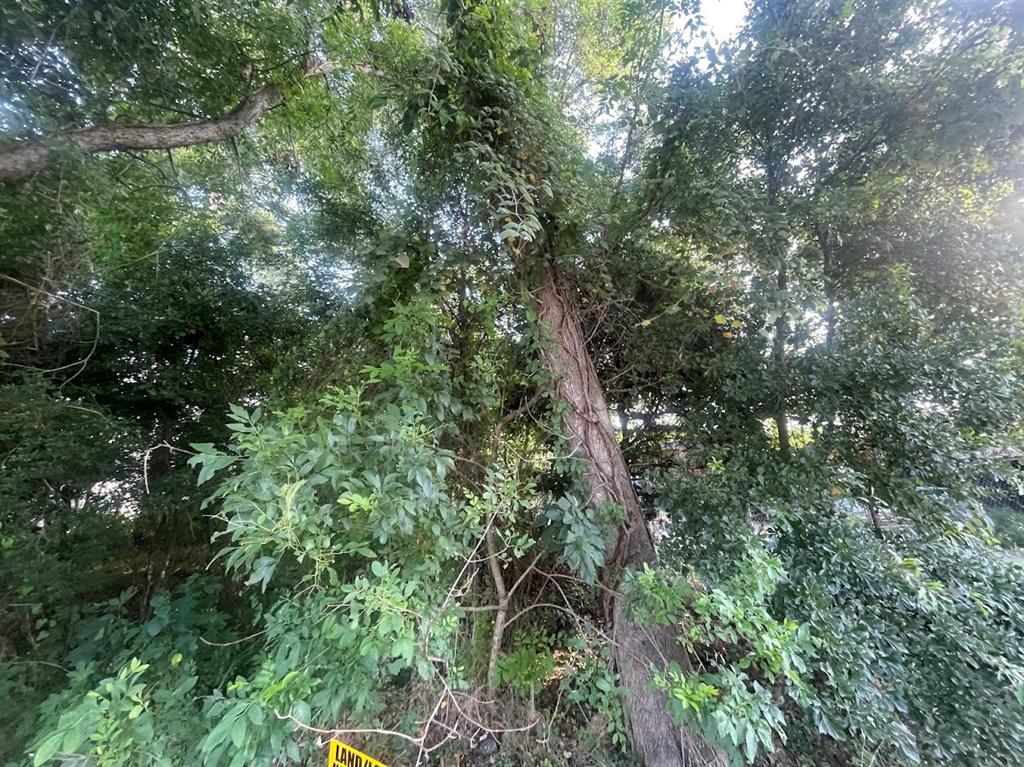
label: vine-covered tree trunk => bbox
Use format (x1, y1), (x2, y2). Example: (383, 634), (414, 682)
(532, 260), (726, 767)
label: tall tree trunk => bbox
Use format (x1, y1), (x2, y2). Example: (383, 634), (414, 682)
(773, 260), (791, 457)
(766, 148), (791, 456)
(531, 260), (726, 767)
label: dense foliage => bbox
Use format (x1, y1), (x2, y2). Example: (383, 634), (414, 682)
(1, 0), (1022, 765)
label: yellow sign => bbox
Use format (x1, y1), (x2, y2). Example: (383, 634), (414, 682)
(327, 739), (389, 767)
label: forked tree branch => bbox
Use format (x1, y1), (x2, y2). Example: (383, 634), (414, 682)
(0, 86), (283, 182)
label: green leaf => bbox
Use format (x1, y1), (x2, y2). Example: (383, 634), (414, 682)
(33, 733), (63, 766)
(744, 724), (757, 762)
(292, 701), (311, 723)
(248, 705), (265, 726)
(230, 715), (247, 748)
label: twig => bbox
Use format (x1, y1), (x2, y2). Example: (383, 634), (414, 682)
(275, 710), (423, 748)
(142, 441), (200, 494)
(0, 273), (100, 388)
(199, 629), (266, 647)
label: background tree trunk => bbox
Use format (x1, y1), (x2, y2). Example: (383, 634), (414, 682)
(772, 260), (791, 456)
(766, 149), (791, 457)
(532, 260), (727, 767)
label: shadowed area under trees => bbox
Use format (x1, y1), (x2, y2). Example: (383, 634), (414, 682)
(1, 0), (1023, 765)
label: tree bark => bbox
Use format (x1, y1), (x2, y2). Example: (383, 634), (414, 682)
(815, 223), (837, 348)
(532, 260), (726, 767)
(766, 147), (791, 457)
(0, 86), (283, 182)
(484, 526), (509, 692)
(772, 260), (791, 457)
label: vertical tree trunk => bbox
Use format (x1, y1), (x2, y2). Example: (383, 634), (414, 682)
(816, 224), (838, 348)
(766, 148), (791, 457)
(773, 261), (791, 456)
(531, 260), (726, 767)
(485, 526), (509, 692)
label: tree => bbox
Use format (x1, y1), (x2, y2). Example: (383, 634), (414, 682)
(1, 1), (1023, 766)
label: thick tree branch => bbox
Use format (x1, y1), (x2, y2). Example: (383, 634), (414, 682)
(0, 86), (283, 182)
